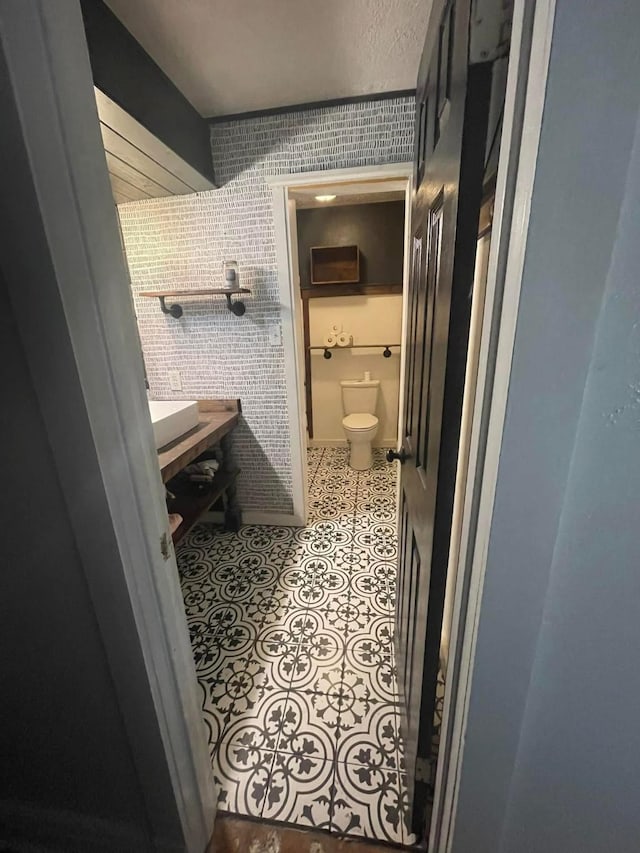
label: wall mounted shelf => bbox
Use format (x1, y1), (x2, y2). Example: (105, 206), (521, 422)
(309, 343), (400, 359)
(310, 244), (360, 284)
(140, 288), (251, 318)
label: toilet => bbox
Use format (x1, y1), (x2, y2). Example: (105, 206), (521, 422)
(341, 377), (380, 470)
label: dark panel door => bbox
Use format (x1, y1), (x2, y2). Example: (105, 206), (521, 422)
(392, 0), (492, 836)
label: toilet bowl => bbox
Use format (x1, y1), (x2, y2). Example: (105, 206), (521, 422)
(340, 377), (381, 470)
(342, 412), (379, 470)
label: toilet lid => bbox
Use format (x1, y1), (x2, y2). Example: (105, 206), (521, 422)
(343, 413), (378, 430)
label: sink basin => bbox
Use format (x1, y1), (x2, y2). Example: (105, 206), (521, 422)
(148, 400), (199, 450)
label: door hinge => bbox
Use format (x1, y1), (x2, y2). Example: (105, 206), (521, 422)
(470, 0), (513, 63)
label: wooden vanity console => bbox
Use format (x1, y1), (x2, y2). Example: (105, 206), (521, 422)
(156, 399), (241, 544)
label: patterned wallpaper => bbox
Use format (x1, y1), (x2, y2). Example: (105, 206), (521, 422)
(118, 96), (415, 514)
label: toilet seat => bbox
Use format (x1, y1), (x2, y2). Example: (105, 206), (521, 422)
(342, 413), (378, 430)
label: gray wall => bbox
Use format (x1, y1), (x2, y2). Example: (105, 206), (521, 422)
(0, 269), (151, 845)
(453, 2), (640, 851)
(502, 111), (640, 849)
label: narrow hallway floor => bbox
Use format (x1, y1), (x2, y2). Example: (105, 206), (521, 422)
(176, 447), (415, 847)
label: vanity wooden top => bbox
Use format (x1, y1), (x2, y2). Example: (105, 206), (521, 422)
(157, 399), (240, 483)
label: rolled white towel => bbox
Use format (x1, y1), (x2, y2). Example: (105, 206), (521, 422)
(337, 332), (352, 347)
(331, 323), (341, 334)
(323, 333), (337, 348)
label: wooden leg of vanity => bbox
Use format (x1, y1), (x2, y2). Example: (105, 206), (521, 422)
(220, 433), (241, 531)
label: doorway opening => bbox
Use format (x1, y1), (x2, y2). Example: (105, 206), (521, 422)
(288, 176), (411, 508)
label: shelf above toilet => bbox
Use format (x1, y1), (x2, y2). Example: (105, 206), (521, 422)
(309, 343), (400, 359)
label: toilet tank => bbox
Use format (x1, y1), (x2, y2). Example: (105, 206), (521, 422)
(340, 379), (380, 415)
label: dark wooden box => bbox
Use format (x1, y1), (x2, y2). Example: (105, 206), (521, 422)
(310, 245), (360, 285)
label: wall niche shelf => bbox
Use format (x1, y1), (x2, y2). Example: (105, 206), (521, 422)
(140, 288), (251, 318)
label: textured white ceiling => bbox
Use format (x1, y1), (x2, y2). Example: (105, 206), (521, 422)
(105, 0), (431, 117)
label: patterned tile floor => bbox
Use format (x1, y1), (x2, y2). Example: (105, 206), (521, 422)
(176, 447), (415, 846)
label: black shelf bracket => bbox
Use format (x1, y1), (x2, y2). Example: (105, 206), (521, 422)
(155, 292), (248, 318)
(313, 343), (400, 360)
(225, 293), (246, 316)
(159, 296), (183, 319)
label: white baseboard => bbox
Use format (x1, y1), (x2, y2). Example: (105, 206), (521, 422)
(0, 800), (182, 853)
(308, 439), (396, 449)
(202, 510), (304, 527)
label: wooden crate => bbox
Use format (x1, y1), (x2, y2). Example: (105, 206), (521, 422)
(310, 245), (360, 284)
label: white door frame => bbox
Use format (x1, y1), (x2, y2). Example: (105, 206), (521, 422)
(269, 163), (413, 524)
(429, 0), (556, 850)
(0, 4), (215, 851)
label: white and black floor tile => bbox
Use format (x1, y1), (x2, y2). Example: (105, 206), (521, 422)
(331, 761), (408, 845)
(214, 738), (275, 816)
(177, 447), (436, 846)
(263, 752), (335, 828)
